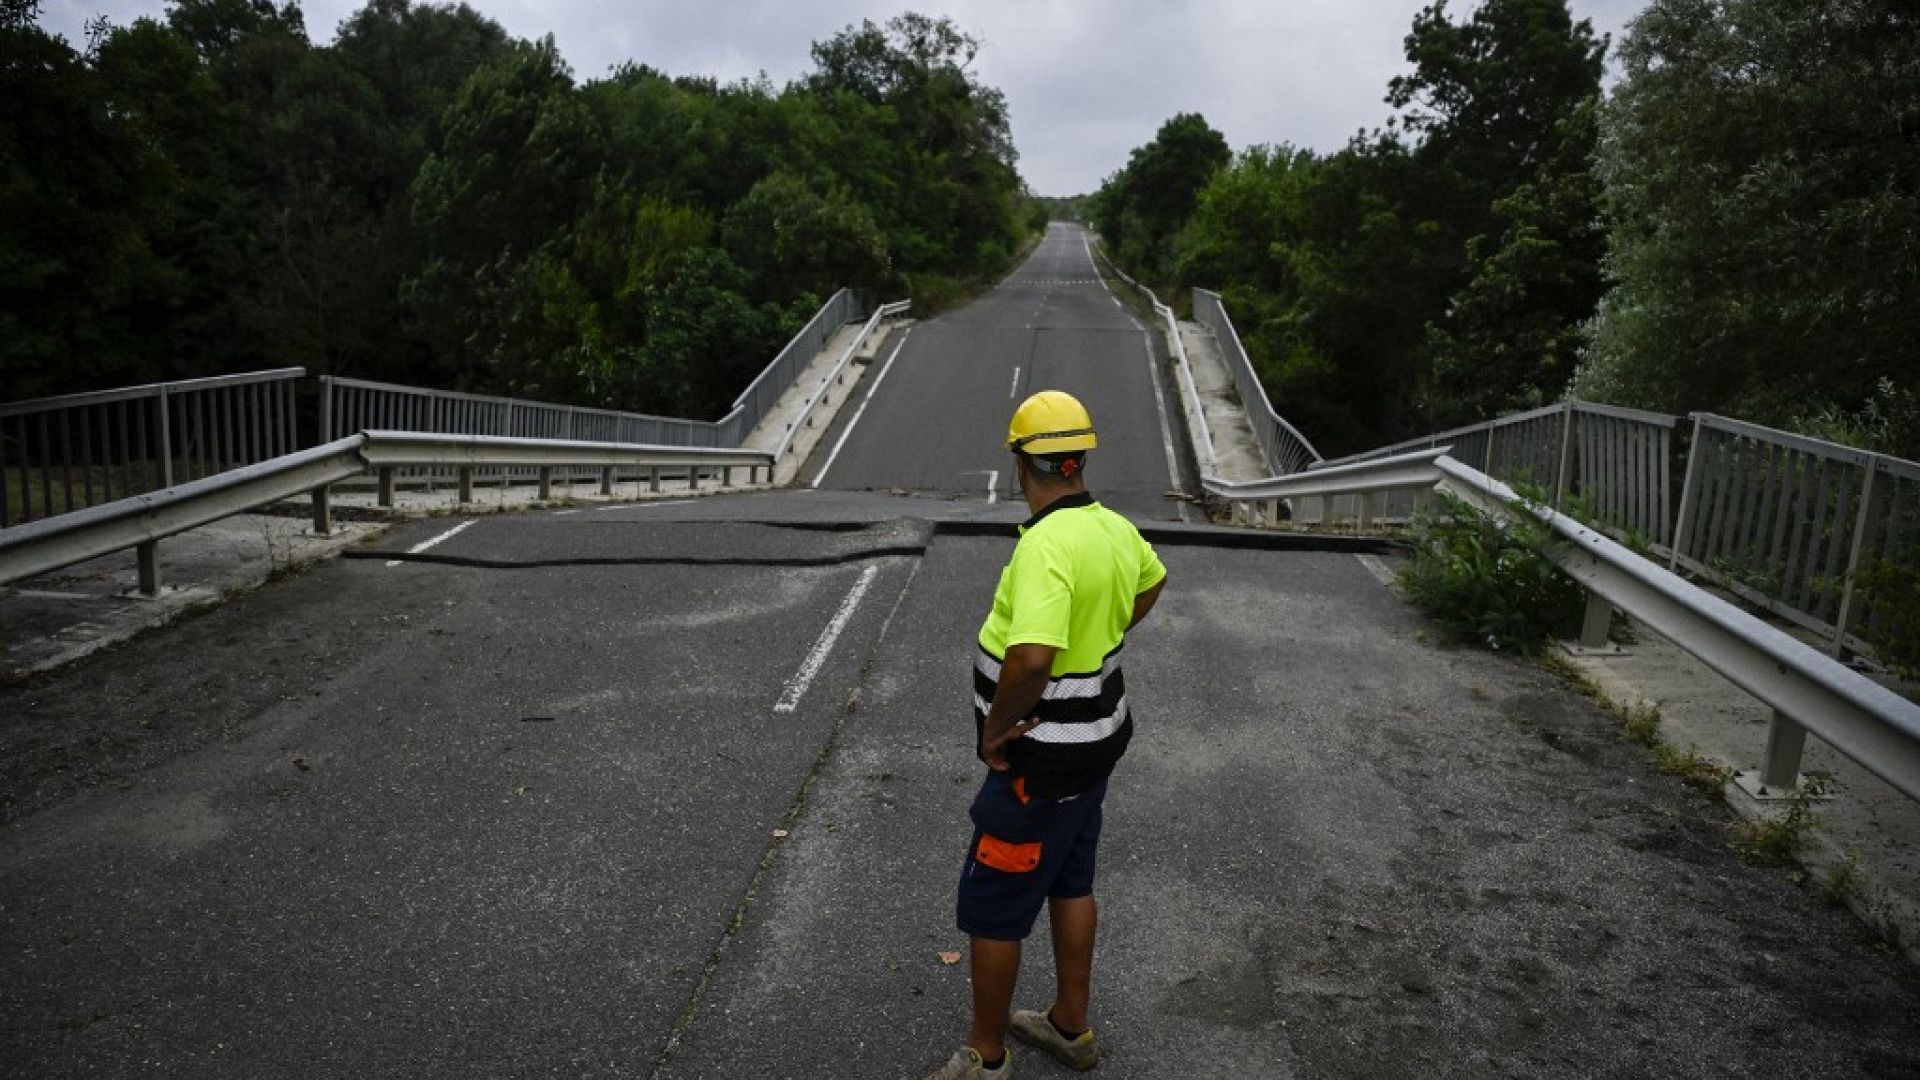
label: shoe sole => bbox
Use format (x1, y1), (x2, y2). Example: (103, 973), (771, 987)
(1009, 1024), (1098, 1071)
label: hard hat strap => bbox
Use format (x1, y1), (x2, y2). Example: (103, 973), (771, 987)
(1009, 427), (1094, 452)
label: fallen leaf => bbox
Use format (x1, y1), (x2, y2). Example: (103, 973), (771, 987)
(771, 829), (790, 839)
(290, 756), (310, 772)
(937, 951), (962, 966)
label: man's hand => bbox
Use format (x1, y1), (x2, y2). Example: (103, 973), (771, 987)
(979, 643), (1056, 771)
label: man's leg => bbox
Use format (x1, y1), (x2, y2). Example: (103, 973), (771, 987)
(967, 936), (1022, 1059)
(1047, 895), (1097, 1031)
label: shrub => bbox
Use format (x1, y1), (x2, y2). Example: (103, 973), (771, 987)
(1399, 492), (1586, 655)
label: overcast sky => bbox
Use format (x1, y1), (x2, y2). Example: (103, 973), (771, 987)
(38, 0), (1649, 195)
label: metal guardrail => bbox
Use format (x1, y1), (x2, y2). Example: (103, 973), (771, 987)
(1672, 414), (1920, 660)
(1208, 450), (1920, 805)
(769, 300), (912, 466)
(1088, 246), (1219, 477)
(0, 434), (772, 596)
(726, 288), (863, 447)
(1, 368), (305, 528)
(1192, 289), (1323, 478)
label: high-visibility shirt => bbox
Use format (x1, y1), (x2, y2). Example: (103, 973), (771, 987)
(974, 492), (1166, 796)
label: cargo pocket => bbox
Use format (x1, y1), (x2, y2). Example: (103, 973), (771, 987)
(976, 833), (1042, 873)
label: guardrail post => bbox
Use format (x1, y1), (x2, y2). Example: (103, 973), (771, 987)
(723, 465), (734, 488)
(1576, 590), (1612, 649)
(311, 486), (332, 535)
(689, 465), (702, 491)
(1829, 461), (1888, 661)
(136, 540), (160, 596)
(600, 466), (615, 496)
(1356, 493), (1374, 531)
(377, 467), (394, 508)
(1755, 710), (1809, 793)
(649, 466), (661, 494)
(538, 466), (553, 501)
(458, 467), (473, 505)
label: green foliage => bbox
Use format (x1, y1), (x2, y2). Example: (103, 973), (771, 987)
(1855, 556), (1920, 680)
(1, 5), (1028, 421)
(1090, 112), (1230, 282)
(1732, 777), (1826, 864)
(1792, 379), (1920, 464)
(1399, 492), (1586, 654)
(1579, 0), (1920, 432)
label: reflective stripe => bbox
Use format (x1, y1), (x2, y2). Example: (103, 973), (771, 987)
(1026, 697), (1128, 745)
(976, 645), (1122, 701)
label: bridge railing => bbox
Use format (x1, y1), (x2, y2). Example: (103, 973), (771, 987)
(1204, 450), (1920, 807)
(1672, 414), (1920, 660)
(0, 433), (772, 597)
(1191, 289), (1322, 477)
(319, 288), (864, 454)
(1, 368), (305, 528)
(1316, 400), (1682, 548)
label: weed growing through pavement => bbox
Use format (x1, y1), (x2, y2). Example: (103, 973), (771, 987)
(1823, 854), (1862, 906)
(1732, 776), (1828, 864)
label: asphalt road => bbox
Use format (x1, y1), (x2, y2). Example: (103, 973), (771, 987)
(809, 224), (1193, 523)
(6, 235), (1920, 1077)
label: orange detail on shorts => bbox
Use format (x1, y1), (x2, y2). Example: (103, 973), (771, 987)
(1012, 776), (1030, 805)
(976, 833), (1042, 873)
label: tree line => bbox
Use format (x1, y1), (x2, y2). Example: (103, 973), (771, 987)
(1, 1), (1040, 419)
(1091, 0), (1920, 462)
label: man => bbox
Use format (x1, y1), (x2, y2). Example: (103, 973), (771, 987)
(925, 390), (1168, 1079)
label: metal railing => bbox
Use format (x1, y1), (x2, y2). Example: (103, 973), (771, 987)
(317, 289), (863, 450)
(0, 433), (773, 596)
(1318, 401), (1681, 546)
(1, 369), (305, 528)
(770, 300), (912, 466)
(1089, 246), (1219, 477)
(1191, 290), (1323, 477)
(1672, 414), (1920, 659)
(1204, 450), (1920, 805)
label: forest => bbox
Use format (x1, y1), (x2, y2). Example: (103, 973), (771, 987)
(0, 1), (1039, 420)
(1091, 0), (1920, 461)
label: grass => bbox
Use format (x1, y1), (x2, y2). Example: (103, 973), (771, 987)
(1731, 776), (1827, 864)
(1537, 651), (1733, 797)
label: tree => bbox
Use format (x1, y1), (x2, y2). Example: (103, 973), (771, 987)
(1090, 112), (1230, 281)
(1579, 0), (1920, 442)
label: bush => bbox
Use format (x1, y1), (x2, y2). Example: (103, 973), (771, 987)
(1857, 557), (1920, 680)
(1399, 492), (1586, 654)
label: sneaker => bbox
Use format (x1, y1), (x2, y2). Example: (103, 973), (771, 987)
(1009, 1009), (1098, 1070)
(923, 1045), (1013, 1080)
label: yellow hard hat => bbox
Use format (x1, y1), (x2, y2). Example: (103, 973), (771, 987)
(1007, 390), (1098, 455)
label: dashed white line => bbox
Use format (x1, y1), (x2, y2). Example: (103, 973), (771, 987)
(812, 328), (913, 488)
(988, 470), (1000, 505)
(386, 520), (475, 567)
(598, 499), (694, 512)
(774, 564), (880, 714)
(1009, 365), (1021, 399)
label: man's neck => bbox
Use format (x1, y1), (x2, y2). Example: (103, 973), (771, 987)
(1023, 483), (1085, 516)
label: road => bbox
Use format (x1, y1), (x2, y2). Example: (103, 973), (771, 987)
(809, 224), (1192, 521)
(4, 232), (1920, 1079)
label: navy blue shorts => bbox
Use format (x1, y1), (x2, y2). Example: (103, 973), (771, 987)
(956, 770), (1111, 941)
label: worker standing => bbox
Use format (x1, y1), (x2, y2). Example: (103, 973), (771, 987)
(924, 391), (1168, 1079)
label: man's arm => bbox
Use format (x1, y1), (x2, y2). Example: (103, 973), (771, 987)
(1128, 575), (1167, 630)
(980, 642), (1057, 771)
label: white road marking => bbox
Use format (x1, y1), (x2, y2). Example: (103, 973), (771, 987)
(1009, 365), (1021, 398)
(812, 329), (912, 488)
(774, 564), (880, 714)
(8, 588), (95, 600)
(1140, 329), (1187, 523)
(988, 470), (1000, 505)
(386, 520), (475, 567)
(1356, 553), (1398, 588)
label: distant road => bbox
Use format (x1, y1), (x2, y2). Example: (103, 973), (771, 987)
(810, 223), (1193, 521)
